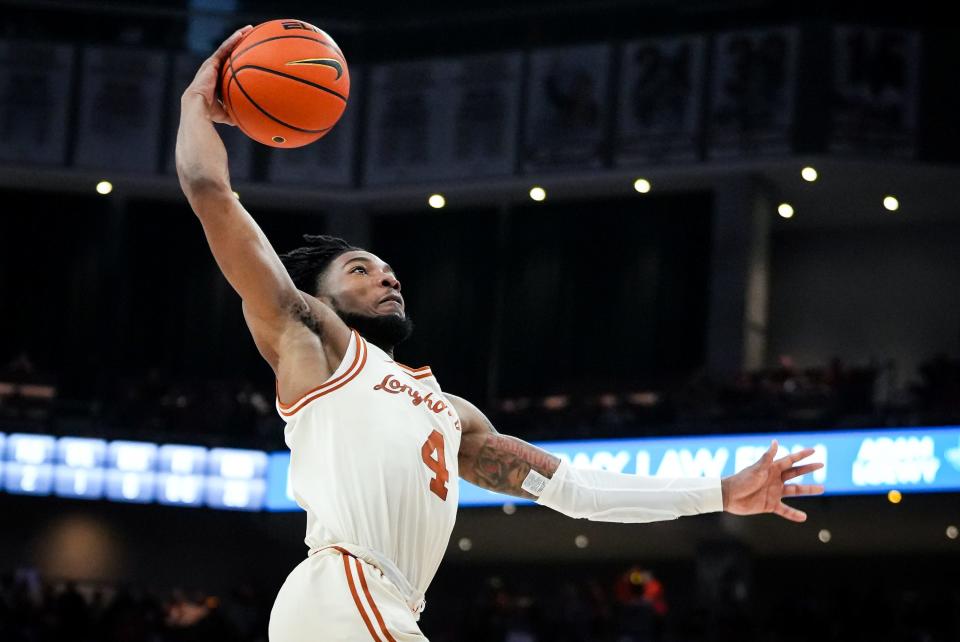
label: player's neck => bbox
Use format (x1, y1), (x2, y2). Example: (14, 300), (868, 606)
(336, 312), (412, 358)
(363, 336), (395, 358)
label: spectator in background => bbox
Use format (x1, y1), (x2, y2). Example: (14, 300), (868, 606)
(612, 567), (666, 642)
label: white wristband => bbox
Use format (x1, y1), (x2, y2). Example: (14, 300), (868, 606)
(531, 460), (724, 523)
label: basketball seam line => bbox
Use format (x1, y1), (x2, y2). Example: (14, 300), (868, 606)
(234, 63), (348, 102)
(229, 66), (336, 135)
(224, 56), (255, 139)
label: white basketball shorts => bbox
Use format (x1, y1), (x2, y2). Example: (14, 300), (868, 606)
(268, 546), (428, 641)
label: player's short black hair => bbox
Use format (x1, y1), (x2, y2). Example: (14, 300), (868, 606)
(279, 234), (362, 296)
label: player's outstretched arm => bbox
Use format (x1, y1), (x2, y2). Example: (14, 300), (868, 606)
(451, 395), (824, 523)
(175, 28), (329, 365)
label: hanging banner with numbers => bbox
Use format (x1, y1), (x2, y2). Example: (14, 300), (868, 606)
(267, 68), (359, 187)
(365, 54), (521, 185)
(829, 27), (920, 158)
(616, 35), (706, 165)
(74, 46), (167, 173)
(706, 27), (799, 160)
(364, 61), (447, 185)
(523, 44), (612, 171)
(0, 40), (74, 165)
(438, 52), (522, 180)
(165, 53), (253, 181)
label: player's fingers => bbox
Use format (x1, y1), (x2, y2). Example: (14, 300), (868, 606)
(774, 501), (807, 522)
(762, 439), (778, 464)
(782, 462), (823, 481)
(782, 483), (824, 497)
(211, 26), (252, 63)
(211, 111), (236, 126)
(778, 447), (817, 470)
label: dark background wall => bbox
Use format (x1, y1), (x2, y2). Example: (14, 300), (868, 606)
(0, 188), (714, 405)
(768, 222), (960, 380)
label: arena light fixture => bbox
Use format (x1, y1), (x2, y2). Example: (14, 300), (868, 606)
(778, 203), (795, 219)
(428, 193), (446, 209)
(633, 178), (652, 193)
(883, 195), (900, 211)
(801, 166), (818, 182)
(96, 180), (113, 195)
(529, 186), (547, 202)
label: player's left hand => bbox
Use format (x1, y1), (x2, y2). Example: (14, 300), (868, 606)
(182, 25), (254, 125)
(721, 439), (824, 522)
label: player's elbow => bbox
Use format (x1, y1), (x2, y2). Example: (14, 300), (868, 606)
(178, 176), (233, 220)
(177, 169), (229, 200)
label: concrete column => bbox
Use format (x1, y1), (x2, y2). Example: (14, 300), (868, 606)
(706, 176), (773, 376)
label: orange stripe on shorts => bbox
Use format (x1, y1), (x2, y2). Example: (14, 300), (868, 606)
(341, 552), (383, 641)
(355, 557), (398, 642)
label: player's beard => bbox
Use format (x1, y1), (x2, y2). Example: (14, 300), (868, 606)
(334, 309), (414, 354)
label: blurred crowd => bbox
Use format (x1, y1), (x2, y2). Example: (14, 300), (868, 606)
(479, 353), (960, 441)
(2, 563), (957, 642)
(0, 566), (667, 642)
(0, 352), (279, 449)
(0, 569), (265, 642)
(2, 351), (960, 447)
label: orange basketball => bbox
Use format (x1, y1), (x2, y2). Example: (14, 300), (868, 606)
(219, 19), (350, 148)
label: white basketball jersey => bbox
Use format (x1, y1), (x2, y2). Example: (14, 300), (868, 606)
(275, 329), (461, 614)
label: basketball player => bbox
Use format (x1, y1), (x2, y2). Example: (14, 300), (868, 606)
(177, 28), (825, 642)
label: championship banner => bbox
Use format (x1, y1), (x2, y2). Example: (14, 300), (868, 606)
(0, 40), (75, 165)
(364, 60), (447, 185)
(365, 54), (522, 184)
(166, 53), (253, 181)
(74, 46), (167, 173)
(616, 35), (706, 165)
(706, 27), (799, 159)
(266, 68), (359, 187)
(436, 52), (522, 180)
(523, 44), (612, 171)
(829, 26), (920, 158)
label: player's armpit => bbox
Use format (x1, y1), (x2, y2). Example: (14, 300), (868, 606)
(449, 394), (560, 499)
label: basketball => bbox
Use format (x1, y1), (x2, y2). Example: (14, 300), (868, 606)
(219, 19), (350, 148)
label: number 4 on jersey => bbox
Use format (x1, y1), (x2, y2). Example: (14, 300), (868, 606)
(420, 429), (449, 501)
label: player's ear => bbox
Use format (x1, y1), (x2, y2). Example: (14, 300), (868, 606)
(312, 270), (332, 298)
(312, 284), (335, 308)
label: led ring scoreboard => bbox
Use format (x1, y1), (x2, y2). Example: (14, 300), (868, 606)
(1, 426), (959, 512)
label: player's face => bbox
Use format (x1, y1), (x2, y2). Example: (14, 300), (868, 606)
(321, 250), (405, 319)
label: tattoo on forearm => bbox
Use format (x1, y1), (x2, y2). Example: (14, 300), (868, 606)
(472, 434), (560, 498)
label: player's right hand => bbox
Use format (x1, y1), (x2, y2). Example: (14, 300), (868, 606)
(721, 439), (824, 522)
(182, 25), (254, 125)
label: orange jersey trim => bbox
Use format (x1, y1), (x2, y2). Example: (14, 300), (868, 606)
(276, 331), (367, 416)
(395, 361), (433, 380)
